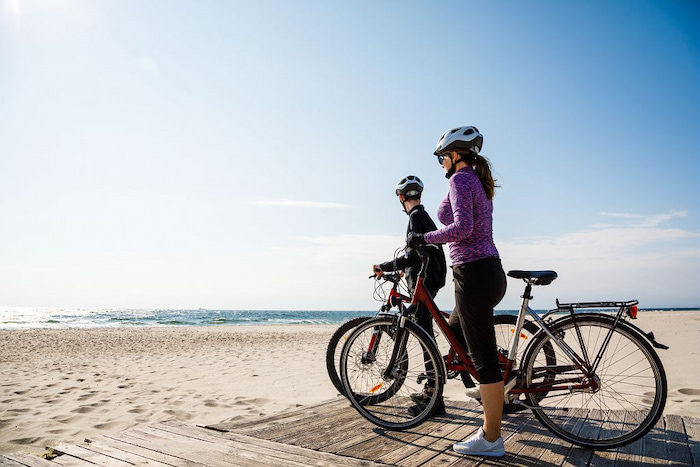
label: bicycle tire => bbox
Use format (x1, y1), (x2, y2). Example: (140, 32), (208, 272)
(340, 317), (445, 430)
(326, 316), (373, 396)
(521, 313), (667, 449)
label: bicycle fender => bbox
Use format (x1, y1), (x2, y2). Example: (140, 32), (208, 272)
(620, 320), (670, 350)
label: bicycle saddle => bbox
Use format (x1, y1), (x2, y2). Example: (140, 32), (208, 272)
(507, 270), (558, 285)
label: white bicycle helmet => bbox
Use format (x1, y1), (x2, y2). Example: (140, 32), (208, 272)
(394, 175), (424, 198)
(434, 126), (483, 155)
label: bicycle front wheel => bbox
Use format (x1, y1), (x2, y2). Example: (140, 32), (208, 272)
(325, 316), (373, 396)
(340, 317), (445, 430)
(522, 314), (667, 449)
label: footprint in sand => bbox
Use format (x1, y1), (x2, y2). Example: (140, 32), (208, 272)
(93, 422), (120, 430)
(72, 405), (98, 414)
(9, 437), (43, 446)
(678, 388), (700, 396)
(77, 392), (99, 402)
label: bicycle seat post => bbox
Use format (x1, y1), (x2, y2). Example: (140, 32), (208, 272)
(506, 280), (536, 368)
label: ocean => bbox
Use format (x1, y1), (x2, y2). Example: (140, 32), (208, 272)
(1, 307), (697, 330)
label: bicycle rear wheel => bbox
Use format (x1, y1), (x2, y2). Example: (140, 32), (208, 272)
(521, 314), (667, 449)
(326, 316), (373, 396)
(340, 317), (445, 430)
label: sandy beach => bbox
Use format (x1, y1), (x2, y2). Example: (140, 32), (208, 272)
(1, 311), (699, 456)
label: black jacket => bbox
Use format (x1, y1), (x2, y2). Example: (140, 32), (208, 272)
(379, 205), (447, 295)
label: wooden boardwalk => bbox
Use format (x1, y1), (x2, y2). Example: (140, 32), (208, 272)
(2, 398), (699, 466)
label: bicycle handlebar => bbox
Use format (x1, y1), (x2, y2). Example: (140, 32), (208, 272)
(369, 272), (403, 284)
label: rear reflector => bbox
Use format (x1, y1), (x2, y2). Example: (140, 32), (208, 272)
(627, 305), (638, 319)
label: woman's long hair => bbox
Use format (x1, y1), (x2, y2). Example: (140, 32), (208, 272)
(461, 153), (499, 200)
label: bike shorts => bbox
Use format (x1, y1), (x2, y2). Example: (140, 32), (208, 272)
(448, 258), (507, 385)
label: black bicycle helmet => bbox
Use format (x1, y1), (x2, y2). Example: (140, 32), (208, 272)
(395, 175), (424, 198)
(434, 125), (483, 156)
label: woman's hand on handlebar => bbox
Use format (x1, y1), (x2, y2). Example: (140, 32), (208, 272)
(372, 265), (384, 279)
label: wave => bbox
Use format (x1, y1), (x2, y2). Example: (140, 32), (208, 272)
(0, 307), (696, 330)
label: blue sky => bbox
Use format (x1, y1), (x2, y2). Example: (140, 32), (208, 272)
(1, 0), (698, 310)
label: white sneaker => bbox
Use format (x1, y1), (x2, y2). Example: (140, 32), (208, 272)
(464, 386), (481, 400)
(453, 427), (505, 457)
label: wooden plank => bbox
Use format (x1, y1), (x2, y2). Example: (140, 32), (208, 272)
(666, 414), (693, 465)
(413, 407), (534, 467)
(1, 459), (28, 467)
(414, 420), (481, 467)
(132, 425), (317, 467)
(72, 439), (175, 466)
(390, 400), (485, 466)
(640, 414), (668, 466)
(614, 410), (644, 467)
(210, 398), (347, 433)
(53, 444), (134, 467)
(336, 412), (455, 461)
(480, 414), (543, 467)
(449, 411), (539, 467)
(1, 454), (59, 467)
(374, 417), (467, 465)
(0, 457), (27, 467)
(157, 421), (386, 467)
(301, 413), (378, 450)
(104, 427), (254, 467)
(536, 408), (589, 466)
(683, 416), (700, 467)
(589, 409), (625, 467)
(375, 401), (482, 465)
(276, 410), (376, 450)
(265, 403), (363, 444)
(512, 408), (581, 466)
(317, 429), (382, 455)
(104, 431), (211, 466)
(238, 399), (354, 438)
(564, 408), (604, 467)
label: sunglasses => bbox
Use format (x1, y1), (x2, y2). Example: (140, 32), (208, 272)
(436, 153), (450, 164)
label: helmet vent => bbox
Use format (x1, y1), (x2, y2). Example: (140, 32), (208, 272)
(463, 128), (474, 136)
(450, 128), (459, 134)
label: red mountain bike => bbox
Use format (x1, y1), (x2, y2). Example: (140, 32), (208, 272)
(339, 246), (668, 450)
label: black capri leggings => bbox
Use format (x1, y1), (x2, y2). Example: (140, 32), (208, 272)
(447, 258), (507, 385)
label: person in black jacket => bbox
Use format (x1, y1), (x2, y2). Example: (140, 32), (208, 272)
(372, 175), (449, 415)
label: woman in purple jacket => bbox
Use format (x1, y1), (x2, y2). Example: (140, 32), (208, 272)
(410, 126), (507, 457)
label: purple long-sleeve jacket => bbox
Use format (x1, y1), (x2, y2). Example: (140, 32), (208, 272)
(424, 166), (500, 266)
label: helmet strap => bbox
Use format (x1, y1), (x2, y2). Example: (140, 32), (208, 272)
(398, 195), (408, 214)
(445, 153), (472, 179)
(444, 154), (461, 179)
